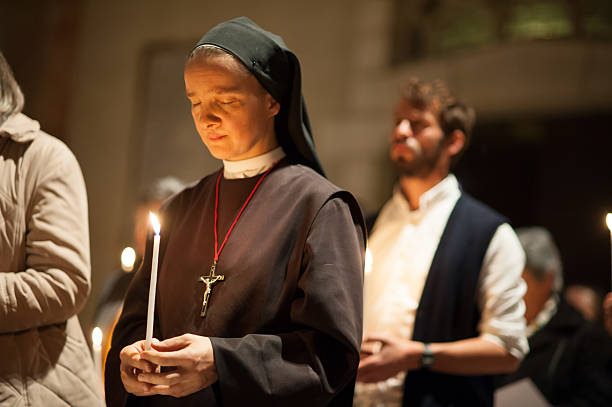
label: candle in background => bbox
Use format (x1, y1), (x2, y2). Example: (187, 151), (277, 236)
(145, 212), (161, 350)
(606, 213), (612, 288)
(91, 326), (103, 382)
(121, 246), (136, 272)
(363, 247), (373, 333)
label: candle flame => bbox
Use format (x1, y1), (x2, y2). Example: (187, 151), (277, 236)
(92, 327), (103, 347)
(121, 246), (136, 272)
(149, 212), (161, 235)
(364, 247), (373, 276)
(607, 213), (612, 232)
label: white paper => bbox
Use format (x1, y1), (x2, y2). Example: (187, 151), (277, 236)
(494, 378), (551, 407)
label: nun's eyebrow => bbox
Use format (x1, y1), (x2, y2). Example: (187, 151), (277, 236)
(186, 87), (242, 97)
(212, 86), (242, 94)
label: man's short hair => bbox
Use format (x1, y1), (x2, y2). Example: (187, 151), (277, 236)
(400, 78), (475, 164)
(0, 51), (24, 126)
(516, 226), (564, 294)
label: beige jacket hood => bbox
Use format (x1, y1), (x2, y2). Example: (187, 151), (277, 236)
(0, 112), (39, 142)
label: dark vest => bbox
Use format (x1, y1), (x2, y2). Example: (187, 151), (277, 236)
(402, 194), (506, 407)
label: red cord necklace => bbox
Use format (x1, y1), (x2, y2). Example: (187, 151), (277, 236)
(198, 161), (279, 317)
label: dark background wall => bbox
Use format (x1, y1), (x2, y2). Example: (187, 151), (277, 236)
(456, 113), (612, 290)
(0, 0), (80, 143)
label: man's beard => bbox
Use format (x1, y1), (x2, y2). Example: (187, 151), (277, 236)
(390, 138), (443, 177)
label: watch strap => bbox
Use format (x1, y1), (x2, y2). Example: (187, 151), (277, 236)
(420, 342), (435, 369)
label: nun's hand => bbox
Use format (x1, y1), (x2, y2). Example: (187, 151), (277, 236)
(138, 334), (217, 398)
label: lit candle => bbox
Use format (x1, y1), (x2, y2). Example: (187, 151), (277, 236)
(121, 246), (136, 272)
(363, 247), (373, 334)
(606, 213), (612, 289)
(91, 327), (103, 382)
(145, 212), (161, 350)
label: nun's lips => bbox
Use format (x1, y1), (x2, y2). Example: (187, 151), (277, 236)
(207, 133), (226, 142)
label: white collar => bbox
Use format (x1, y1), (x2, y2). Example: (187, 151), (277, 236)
(223, 147), (286, 179)
(526, 294), (560, 337)
(393, 174), (460, 213)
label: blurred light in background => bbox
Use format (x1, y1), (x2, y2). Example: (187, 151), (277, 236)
(391, 0), (612, 64)
(92, 326), (103, 347)
(365, 247), (373, 276)
(506, 1), (572, 40)
(120, 247), (136, 272)
(91, 327), (103, 387)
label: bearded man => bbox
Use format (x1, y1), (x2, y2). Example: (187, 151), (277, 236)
(355, 79), (528, 407)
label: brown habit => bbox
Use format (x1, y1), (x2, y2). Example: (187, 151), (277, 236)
(105, 160), (365, 406)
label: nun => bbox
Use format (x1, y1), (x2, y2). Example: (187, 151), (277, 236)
(105, 17), (365, 407)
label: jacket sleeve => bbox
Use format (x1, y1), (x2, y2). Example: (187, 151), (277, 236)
(211, 195), (365, 406)
(0, 140), (91, 333)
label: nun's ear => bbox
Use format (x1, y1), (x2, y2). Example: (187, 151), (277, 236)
(265, 93), (280, 117)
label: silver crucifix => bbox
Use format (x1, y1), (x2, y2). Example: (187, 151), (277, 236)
(199, 260), (224, 317)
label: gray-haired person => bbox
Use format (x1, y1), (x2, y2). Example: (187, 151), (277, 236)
(498, 227), (612, 406)
(0, 50), (104, 406)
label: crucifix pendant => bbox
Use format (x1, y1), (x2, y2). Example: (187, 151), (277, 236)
(199, 260), (225, 317)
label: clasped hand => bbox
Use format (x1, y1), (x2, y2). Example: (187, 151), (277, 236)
(119, 333), (217, 398)
(357, 333), (425, 383)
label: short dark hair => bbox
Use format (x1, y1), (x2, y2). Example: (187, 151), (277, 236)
(400, 78), (475, 164)
(0, 51), (24, 126)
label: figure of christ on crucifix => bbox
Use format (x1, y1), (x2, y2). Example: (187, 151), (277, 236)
(199, 261), (224, 317)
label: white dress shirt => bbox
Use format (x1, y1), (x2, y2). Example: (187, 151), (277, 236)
(355, 175), (528, 407)
(223, 146), (286, 179)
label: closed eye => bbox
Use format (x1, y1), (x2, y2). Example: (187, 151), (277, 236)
(187, 97), (201, 107)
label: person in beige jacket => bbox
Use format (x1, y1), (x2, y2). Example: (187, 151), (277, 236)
(0, 51), (104, 406)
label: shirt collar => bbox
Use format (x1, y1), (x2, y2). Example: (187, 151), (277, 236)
(223, 146), (286, 179)
(526, 294), (559, 337)
(392, 174), (460, 213)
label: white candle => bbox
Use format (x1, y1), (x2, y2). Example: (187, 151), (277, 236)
(363, 247), (373, 334)
(606, 213), (612, 289)
(91, 326), (103, 383)
(145, 212), (161, 350)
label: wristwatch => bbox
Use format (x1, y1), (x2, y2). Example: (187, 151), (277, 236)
(420, 342), (435, 369)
